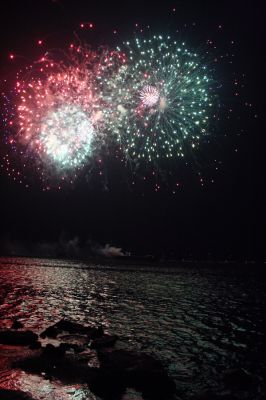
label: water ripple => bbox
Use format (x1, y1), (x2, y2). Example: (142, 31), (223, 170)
(0, 257), (266, 399)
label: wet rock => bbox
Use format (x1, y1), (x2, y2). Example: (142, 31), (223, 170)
(11, 319), (23, 330)
(42, 343), (65, 358)
(79, 348), (101, 368)
(223, 368), (259, 389)
(58, 334), (88, 346)
(40, 319), (103, 339)
(93, 324), (104, 338)
(87, 325), (104, 340)
(90, 334), (118, 349)
(0, 330), (38, 345)
(90, 369), (128, 400)
(91, 349), (176, 400)
(54, 319), (86, 332)
(55, 319), (102, 338)
(0, 389), (35, 400)
(40, 325), (58, 338)
(13, 345), (175, 400)
(29, 341), (41, 350)
(59, 342), (85, 353)
(13, 352), (98, 385)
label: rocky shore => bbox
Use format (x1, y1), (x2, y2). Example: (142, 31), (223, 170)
(0, 319), (261, 400)
(0, 319), (175, 400)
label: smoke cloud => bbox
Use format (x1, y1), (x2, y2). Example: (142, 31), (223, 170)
(0, 234), (129, 259)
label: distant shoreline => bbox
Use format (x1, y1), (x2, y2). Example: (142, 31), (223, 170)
(0, 255), (265, 270)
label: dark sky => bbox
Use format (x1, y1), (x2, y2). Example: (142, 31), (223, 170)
(0, 0), (265, 259)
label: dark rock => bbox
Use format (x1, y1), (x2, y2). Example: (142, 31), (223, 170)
(92, 325), (104, 338)
(55, 319), (98, 336)
(13, 346), (175, 400)
(11, 319), (23, 330)
(40, 325), (58, 339)
(0, 389), (35, 400)
(39, 319), (104, 339)
(59, 342), (85, 353)
(90, 369), (127, 400)
(54, 319), (85, 332)
(13, 353), (98, 385)
(90, 334), (118, 349)
(29, 341), (41, 350)
(58, 334), (88, 346)
(97, 349), (163, 371)
(223, 368), (258, 389)
(91, 349), (175, 400)
(13, 354), (58, 377)
(42, 343), (65, 358)
(0, 330), (38, 345)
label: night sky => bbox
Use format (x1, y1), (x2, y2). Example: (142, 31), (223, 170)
(0, 0), (264, 260)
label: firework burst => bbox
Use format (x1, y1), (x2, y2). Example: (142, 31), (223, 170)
(1, 45), (116, 186)
(15, 48), (102, 171)
(1, 44), (125, 187)
(0, 34), (222, 190)
(38, 104), (95, 168)
(105, 35), (216, 163)
(140, 85), (160, 108)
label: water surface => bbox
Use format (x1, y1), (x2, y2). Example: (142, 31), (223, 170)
(0, 257), (265, 399)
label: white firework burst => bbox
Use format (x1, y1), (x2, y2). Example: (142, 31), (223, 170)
(140, 85), (160, 108)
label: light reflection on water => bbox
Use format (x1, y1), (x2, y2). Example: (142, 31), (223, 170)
(0, 257), (266, 399)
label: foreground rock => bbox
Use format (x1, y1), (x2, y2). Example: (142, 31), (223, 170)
(0, 330), (38, 345)
(13, 347), (175, 399)
(0, 389), (35, 400)
(40, 319), (103, 339)
(90, 334), (118, 349)
(8, 320), (175, 400)
(11, 319), (24, 330)
(90, 349), (176, 400)
(13, 349), (98, 384)
(42, 343), (66, 358)
(29, 341), (42, 350)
